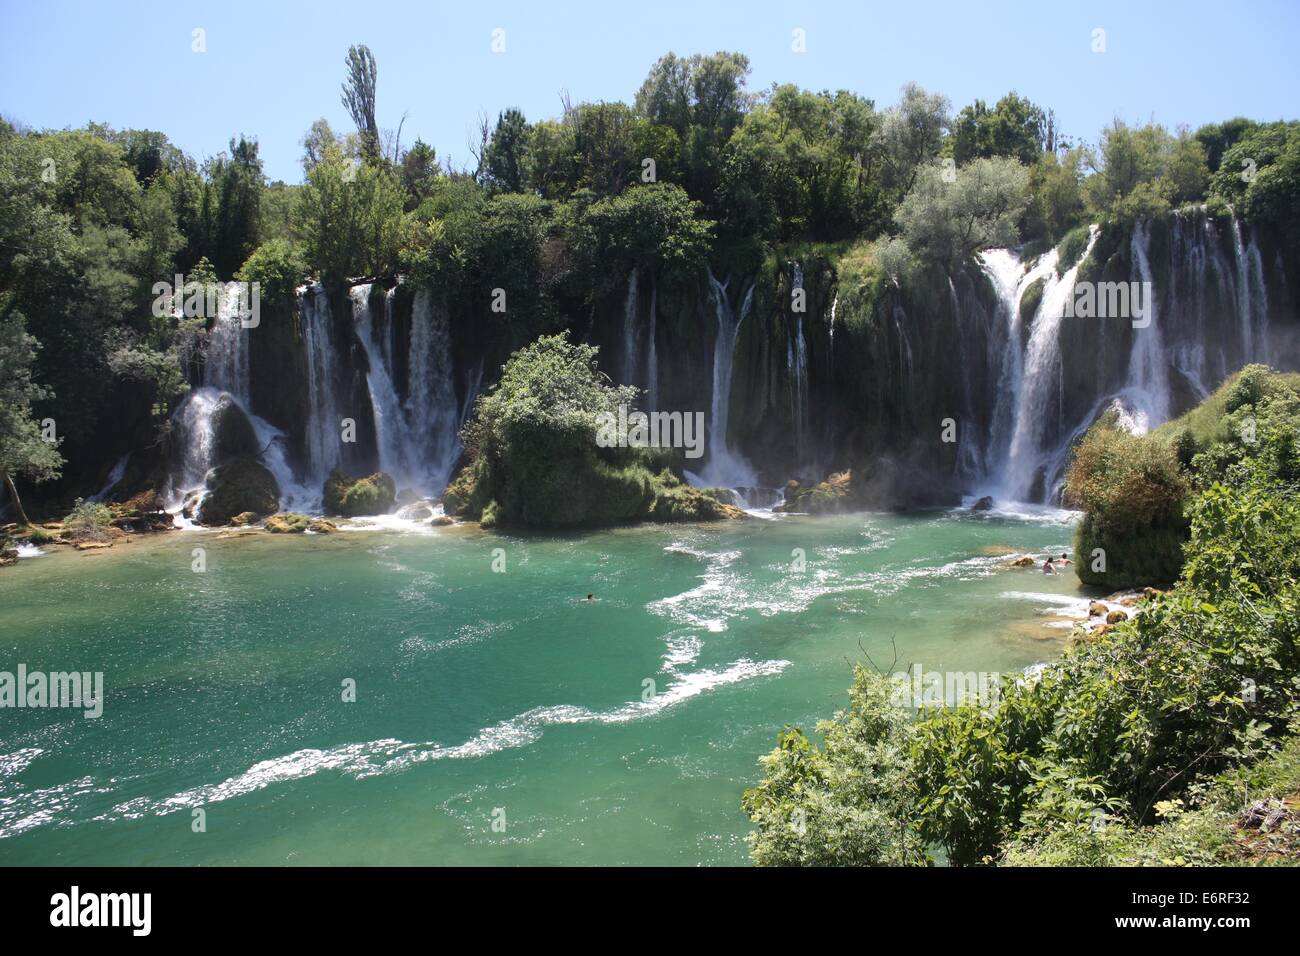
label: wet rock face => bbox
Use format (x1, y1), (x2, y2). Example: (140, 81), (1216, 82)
(210, 394), (261, 461)
(197, 458), (280, 525)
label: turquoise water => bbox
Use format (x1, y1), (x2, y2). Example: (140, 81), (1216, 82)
(0, 509), (1086, 865)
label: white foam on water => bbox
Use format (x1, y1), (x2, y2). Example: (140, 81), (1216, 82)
(96, 658), (790, 824)
(333, 514), (438, 534)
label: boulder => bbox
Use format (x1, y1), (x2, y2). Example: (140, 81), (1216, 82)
(110, 489), (172, 532)
(1106, 609), (1129, 625)
(0, 548), (18, 568)
(396, 500), (437, 521)
(210, 393), (261, 461)
(776, 471), (857, 514)
(229, 511), (260, 527)
(972, 495), (995, 511)
(265, 512), (310, 534)
(1088, 601), (1109, 618)
(197, 457), (280, 526)
(307, 518), (338, 534)
(74, 540), (113, 551)
(1009, 555), (1036, 568)
(647, 485), (748, 522)
(429, 515), (454, 527)
(323, 470), (397, 517)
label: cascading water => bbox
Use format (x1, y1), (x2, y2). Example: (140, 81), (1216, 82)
(788, 264), (810, 466)
(692, 269), (758, 488)
(354, 283), (417, 488)
(350, 282), (466, 497)
(301, 281), (343, 491)
(1121, 220), (1171, 430)
(646, 281), (659, 411)
(978, 209), (1278, 504)
(165, 284), (306, 514)
(205, 282), (250, 404)
(997, 227), (1098, 501)
(620, 267), (640, 388)
(406, 287), (461, 493)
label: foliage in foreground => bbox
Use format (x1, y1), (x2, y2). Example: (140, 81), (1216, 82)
(1066, 365), (1300, 588)
(1003, 729), (1300, 866)
(744, 371), (1300, 865)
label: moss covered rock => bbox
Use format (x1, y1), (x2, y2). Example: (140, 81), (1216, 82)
(197, 458), (279, 526)
(265, 512), (310, 533)
(323, 470), (397, 517)
(647, 485), (747, 522)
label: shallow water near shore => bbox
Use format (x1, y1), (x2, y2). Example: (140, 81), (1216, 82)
(0, 509), (1086, 865)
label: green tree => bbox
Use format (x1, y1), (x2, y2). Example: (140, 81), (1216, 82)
(950, 92), (1046, 166)
(0, 310), (62, 525)
(400, 139), (439, 209)
(567, 183), (713, 293)
(483, 109), (530, 193)
(341, 44), (380, 161)
(896, 156), (1029, 263)
(874, 83), (951, 195)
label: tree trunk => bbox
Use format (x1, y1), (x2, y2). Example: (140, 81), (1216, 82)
(2, 472), (31, 527)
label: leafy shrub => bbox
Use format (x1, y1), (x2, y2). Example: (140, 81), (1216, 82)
(63, 497), (114, 540)
(742, 669), (927, 866)
(1064, 422), (1190, 588)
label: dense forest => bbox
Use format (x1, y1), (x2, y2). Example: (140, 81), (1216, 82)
(3, 45), (1299, 522)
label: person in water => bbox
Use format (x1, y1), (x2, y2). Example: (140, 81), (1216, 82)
(1042, 558), (1055, 574)
(585, 593), (594, 602)
(1058, 553), (1071, 566)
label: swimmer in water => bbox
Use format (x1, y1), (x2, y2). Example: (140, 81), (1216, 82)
(1042, 558), (1055, 574)
(585, 593), (594, 602)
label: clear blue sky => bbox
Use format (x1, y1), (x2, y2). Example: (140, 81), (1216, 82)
(2, 0), (1297, 183)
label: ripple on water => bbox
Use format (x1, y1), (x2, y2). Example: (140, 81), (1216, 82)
(86, 657), (791, 829)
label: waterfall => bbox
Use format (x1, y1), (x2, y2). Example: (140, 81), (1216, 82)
(407, 287), (461, 492)
(948, 276), (983, 478)
(301, 282), (342, 490)
(828, 293), (837, 359)
(354, 283), (416, 487)
(354, 283), (463, 496)
(461, 357), (484, 427)
(789, 264), (810, 465)
(205, 282), (250, 403)
(693, 268), (757, 488)
(1121, 220), (1171, 430)
(620, 267), (640, 387)
(90, 455), (128, 502)
(164, 387), (222, 508)
(164, 284), (305, 514)
(975, 209), (1278, 504)
(1230, 217), (1272, 366)
(998, 226), (1099, 501)
(646, 281), (659, 411)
